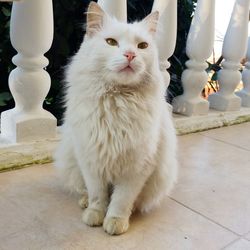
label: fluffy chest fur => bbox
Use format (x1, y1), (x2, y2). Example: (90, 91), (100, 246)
(67, 84), (161, 180)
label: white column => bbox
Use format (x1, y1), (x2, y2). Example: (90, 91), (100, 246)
(152, 0), (177, 88)
(98, 0), (127, 22)
(209, 0), (250, 111)
(236, 36), (250, 107)
(0, 0), (57, 143)
(172, 0), (215, 116)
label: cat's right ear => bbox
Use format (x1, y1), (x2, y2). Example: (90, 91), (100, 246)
(142, 11), (159, 35)
(86, 2), (106, 37)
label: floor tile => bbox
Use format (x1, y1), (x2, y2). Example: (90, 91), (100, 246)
(0, 164), (237, 250)
(172, 133), (250, 235)
(2, 122), (250, 249)
(245, 232), (250, 241)
(200, 122), (250, 151)
(0, 222), (56, 250)
(0, 197), (32, 239)
(224, 239), (250, 250)
(41, 197), (237, 250)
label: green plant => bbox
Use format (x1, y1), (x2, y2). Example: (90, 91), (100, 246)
(0, 3), (15, 111)
(203, 56), (223, 98)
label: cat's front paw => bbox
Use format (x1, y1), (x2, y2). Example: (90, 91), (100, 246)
(82, 208), (105, 227)
(103, 216), (129, 235)
(78, 194), (88, 209)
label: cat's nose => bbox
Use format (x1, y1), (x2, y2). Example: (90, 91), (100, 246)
(124, 51), (136, 62)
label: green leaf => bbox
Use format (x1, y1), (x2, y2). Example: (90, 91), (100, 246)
(45, 97), (54, 105)
(211, 72), (218, 81)
(2, 7), (11, 17)
(5, 20), (10, 29)
(0, 92), (13, 106)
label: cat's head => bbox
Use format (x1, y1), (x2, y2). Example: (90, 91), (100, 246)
(83, 2), (159, 85)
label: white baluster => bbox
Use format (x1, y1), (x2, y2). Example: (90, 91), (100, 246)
(98, 0), (127, 22)
(172, 0), (215, 116)
(236, 36), (250, 107)
(0, 0), (56, 143)
(208, 0), (250, 111)
(152, 0), (177, 88)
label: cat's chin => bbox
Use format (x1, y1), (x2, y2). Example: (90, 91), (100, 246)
(110, 73), (141, 86)
(119, 65), (135, 74)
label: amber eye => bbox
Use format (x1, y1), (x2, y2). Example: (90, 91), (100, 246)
(106, 38), (118, 46)
(138, 42), (148, 49)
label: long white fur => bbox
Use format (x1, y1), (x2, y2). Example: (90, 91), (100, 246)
(54, 2), (178, 235)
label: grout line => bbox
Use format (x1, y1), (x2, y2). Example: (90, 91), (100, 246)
(243, 231), (250, 242)
(220, 236), (250, 249)
(169, 196), (241, 237)
(220, 238), (241, 250)
(198, 133), (250, 152)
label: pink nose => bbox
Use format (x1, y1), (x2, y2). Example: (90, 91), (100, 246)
(124, 51), (136, 62)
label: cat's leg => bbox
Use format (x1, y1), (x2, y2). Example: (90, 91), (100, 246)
(136, 131), (178, 213)
(81, 167), (109, 227)
(103, 173), (149, 235)
(136, 159), (177, 212)
(78, 190), (89, 209)
(54, 130), (88, 208)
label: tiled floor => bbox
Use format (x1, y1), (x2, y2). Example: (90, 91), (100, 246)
(1, 122), (250, 250)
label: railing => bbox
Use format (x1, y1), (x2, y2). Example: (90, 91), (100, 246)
(172, 0), (215, 116)
(0, 0), (250, 143)
(0, 0), (56, 143)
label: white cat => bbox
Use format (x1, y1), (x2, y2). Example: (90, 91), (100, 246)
(54, 1), (178, 235)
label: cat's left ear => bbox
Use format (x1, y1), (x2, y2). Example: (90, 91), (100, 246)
(142, 11), (159, 35)
(86, 2), (106, 37)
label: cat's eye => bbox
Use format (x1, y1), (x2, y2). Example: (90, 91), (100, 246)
(138, 42), (148, 49)
(106, 38), (118, 46)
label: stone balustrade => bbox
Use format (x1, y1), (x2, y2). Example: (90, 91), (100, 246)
(0, 0), (250, 144)
(208, 0), (250, 111)
(98, 0), (127, 21)
(0, 0), (56, 143)
(152, 0), (177, 88)
(172, 0), (216, 116)
(236, 36), (250, 107)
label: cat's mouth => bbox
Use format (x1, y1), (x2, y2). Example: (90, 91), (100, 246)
(119, 65), (135, 73)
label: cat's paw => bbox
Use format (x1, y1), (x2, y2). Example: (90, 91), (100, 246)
(82, 208), (105, 227)
(78, 194), (88, 209)
(103, 216), (129, 235)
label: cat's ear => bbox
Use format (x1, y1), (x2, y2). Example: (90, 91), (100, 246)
(142, 11), (159, 35)
(86, 2), (106, 37)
